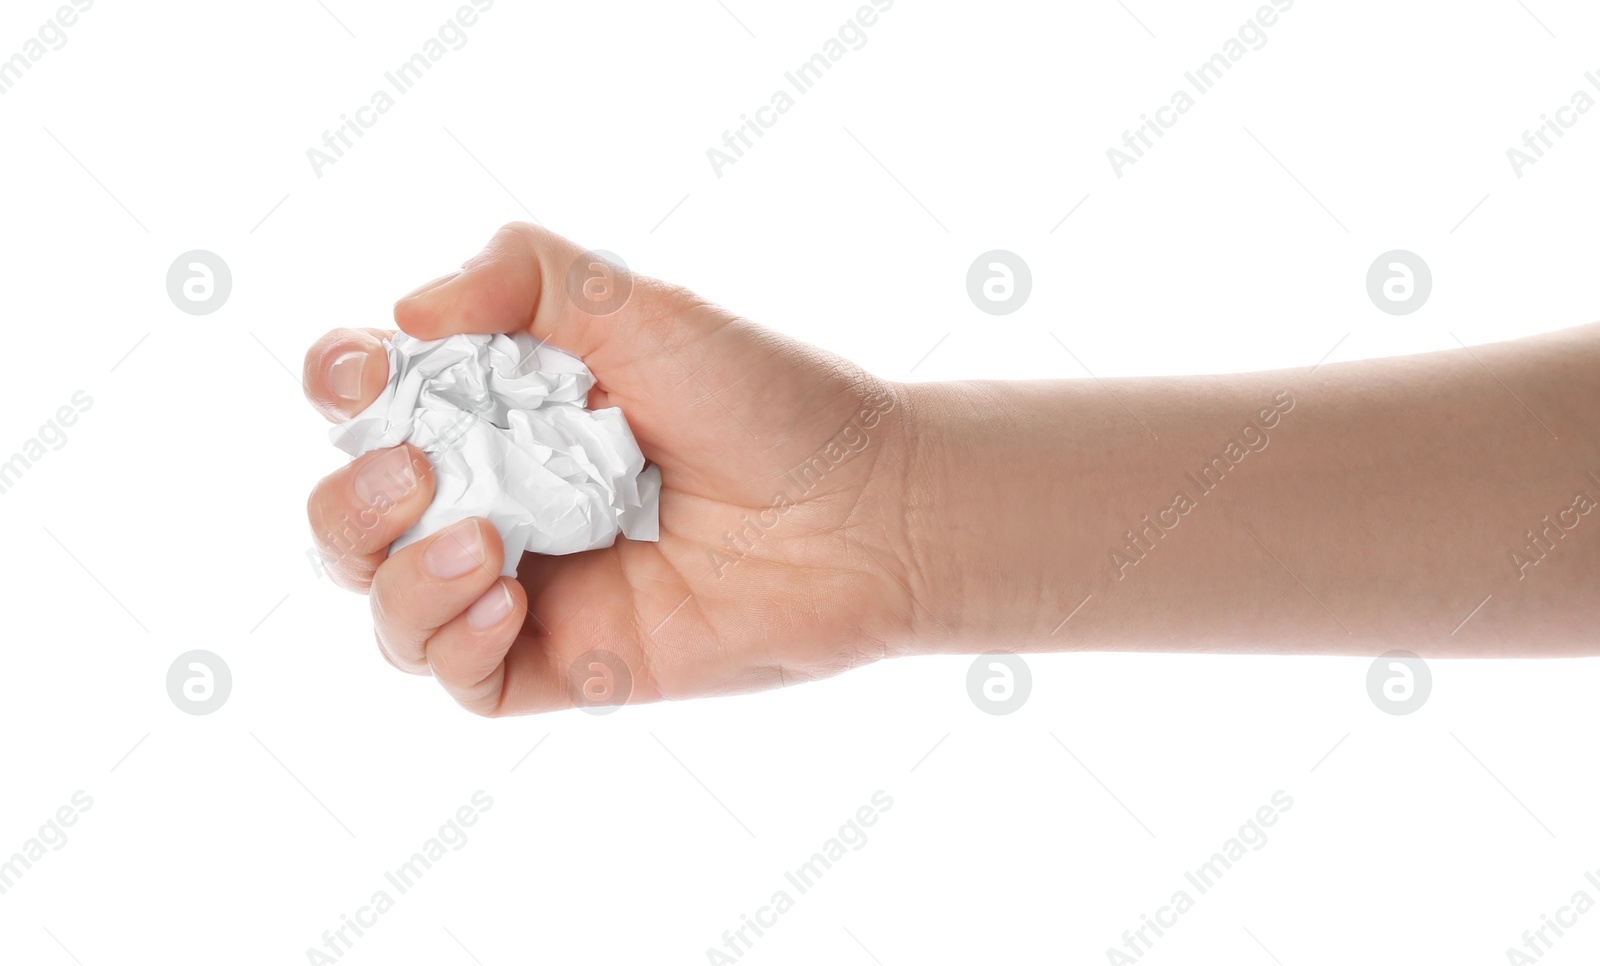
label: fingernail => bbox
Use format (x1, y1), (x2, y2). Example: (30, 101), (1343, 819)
(425, 519), (486, 580)
(355, 448), (418, 509)
(329, 350), (367, 401)
(467, 581), (514, 628)
(399, 271), (462, 302)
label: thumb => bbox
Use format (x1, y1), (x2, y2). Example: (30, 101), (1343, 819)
(392, 222), (754, 460)
(393, 222), (648, 361)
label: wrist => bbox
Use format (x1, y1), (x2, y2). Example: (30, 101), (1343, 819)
(887, 379), (1109, 657)
(890, 380), (959, 654)
(885, 380), (1042, 655)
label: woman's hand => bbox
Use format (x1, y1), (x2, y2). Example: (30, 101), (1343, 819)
(303, 223), (919, 715)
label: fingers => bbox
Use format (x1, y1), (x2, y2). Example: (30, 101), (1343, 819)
(368, 517), (506, 674)
(392, 222), (659, 360)
(365, 529), (648, 716)
(365, 517), (569, 716)
(303, 327), (393, 422)
(307, 444), (434, 591)
(426, 577), (633, 717)
(423, 578), (534, 714)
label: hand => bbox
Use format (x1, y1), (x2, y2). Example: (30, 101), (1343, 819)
(303, 223), (918, 715)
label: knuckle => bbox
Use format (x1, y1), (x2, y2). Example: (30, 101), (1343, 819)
(327, 560), (374, 595)
(431, 650), (509, 718)
(307, 478), (367, 557)
(375, 627), (429, 676)
(305, 487), (344, 553)
(499, 221), (541, 243)
(460, 693), (504, 718)
(392, 295), (429, 331)
(368, 571), (400, 627)
(310, 450), (434, 559)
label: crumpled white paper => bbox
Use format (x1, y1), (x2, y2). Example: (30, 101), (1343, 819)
(331, 332), (660, 576)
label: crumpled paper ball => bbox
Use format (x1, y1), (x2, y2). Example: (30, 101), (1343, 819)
(330, 332), (660, 576)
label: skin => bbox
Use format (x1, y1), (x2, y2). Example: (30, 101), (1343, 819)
(305, 223), (1600, 716)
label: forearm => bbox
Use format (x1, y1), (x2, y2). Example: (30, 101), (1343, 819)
(895, 323), (1600, 657)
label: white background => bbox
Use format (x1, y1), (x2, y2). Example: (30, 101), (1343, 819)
(1, 0), (1597, 963)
